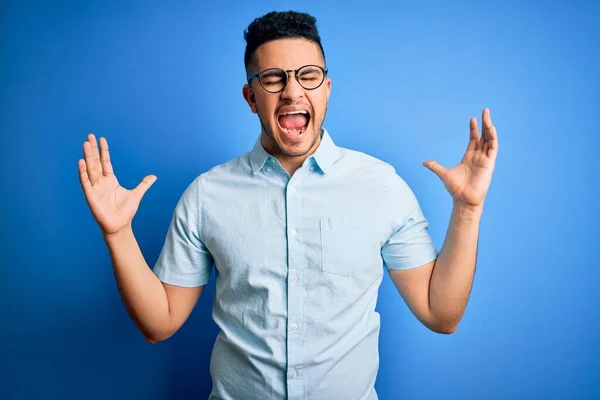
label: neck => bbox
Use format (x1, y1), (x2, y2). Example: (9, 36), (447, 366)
(261, 132), (321, 176)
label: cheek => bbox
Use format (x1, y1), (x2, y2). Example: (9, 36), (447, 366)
(256, 96), (278, 120)
(309, 93), (328, 120)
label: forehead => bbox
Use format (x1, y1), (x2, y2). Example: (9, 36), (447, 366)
(253, 38), (324, 71)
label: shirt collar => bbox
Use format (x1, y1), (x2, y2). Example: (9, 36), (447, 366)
(249, 128), (340, 175)
(310, 128), (339, 174)
(249, 134), (272, 174)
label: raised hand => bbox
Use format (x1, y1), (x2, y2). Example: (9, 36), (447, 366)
(423, 108), (499, 208)
(78, 134), (157, 236)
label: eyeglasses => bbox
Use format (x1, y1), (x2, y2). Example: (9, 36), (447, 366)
(247, 65), (328, 93)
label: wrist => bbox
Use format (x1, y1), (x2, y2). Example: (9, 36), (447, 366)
(103, 224), (134, 243)
(452, 200), (483, 220)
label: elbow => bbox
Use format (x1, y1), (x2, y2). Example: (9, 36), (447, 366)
(144, 335), (162, 344)
(431, 323), (458, 335)
(144, 333), (170, 344)
(142, 329), (174, 344)
(427, 317), (460, 335)
(425, 305), (464, 334)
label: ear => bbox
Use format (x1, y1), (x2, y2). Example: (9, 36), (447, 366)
(325, 77), (332, 100)
(242, 84), (257, 114)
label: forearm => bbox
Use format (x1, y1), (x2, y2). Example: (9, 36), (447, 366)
(104, 226), (172, 342)
(429, 201), (482, 331)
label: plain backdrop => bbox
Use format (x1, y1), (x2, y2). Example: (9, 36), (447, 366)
(1, 1), (599, 399)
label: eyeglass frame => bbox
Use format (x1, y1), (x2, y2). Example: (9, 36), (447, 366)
(246, 64), (329, 93)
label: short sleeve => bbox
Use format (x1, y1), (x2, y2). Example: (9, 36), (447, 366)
(153, 177), (214, 287)
(381, 172), (438, 270)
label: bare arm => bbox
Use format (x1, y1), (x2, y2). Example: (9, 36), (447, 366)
(78, 133), (201, 343)
(389, 109), (498, 334)
(389, 202), (481, 334)
(104, 226), (203, 343)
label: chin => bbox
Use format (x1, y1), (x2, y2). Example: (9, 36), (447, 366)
(273, 124), (318, 157)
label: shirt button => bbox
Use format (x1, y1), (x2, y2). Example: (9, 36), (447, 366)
(265, 167), (271, 172)
(291, 275), (299, 283)
(291, 323), (298, 330)
(310, 166), (315, 172)
(290, 371), (297, 378)
(291, 229), (297, 236)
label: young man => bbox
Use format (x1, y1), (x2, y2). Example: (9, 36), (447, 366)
(78, 11), (498, 400)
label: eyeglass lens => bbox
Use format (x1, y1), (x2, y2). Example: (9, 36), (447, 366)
(259, 66), (325, 93)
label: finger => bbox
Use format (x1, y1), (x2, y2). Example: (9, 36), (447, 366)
(78, 159), (92, 192)
(99, 137), (114, 175)
(467, 117), (479, 151)
(90, 132), (100, 157)
(482, 109), (497, 156)
(83, 142), (100, 184)
(486, 124), (499, 158)
(83, 133), (101, 184)
(423, 160), (448, 179)
(476, 115), (485, 152)
(131, 175), (157, 200)
(482, 108), (493, 142)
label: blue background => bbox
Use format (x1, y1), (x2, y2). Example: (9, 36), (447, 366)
(1, 1), (599, 399)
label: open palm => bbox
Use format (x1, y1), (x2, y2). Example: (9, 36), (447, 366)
(78, 134), (156, 235)
(423, 108), (499, 207)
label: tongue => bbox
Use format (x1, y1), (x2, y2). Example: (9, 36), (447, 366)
(279, 114), (308, 130)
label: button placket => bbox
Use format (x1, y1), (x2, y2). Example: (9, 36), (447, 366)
(285, 178), (305, 399)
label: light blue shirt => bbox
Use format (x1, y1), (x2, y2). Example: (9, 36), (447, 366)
(153, 129), (438, 400)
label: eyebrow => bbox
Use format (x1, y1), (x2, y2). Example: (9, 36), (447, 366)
(262, 70), (285, 77)
(298, 67), (320, 75)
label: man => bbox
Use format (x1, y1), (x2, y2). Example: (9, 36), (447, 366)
(78, 10), (498, 400)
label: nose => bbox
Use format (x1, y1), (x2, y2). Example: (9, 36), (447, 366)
(280, 72), (304, 101)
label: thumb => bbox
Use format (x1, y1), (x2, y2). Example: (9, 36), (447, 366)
(132, 175), (157, 199)
(423, 160), (447, 179)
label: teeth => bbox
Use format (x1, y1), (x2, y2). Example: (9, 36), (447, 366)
(282, 110), (308, 115)
(281, 126), (307, 134)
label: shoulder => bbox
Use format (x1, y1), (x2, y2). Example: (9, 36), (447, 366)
(204, 151), (252, 180)
(185, 151), (252, 190)
(173, 152), (251, 215)
(337, 146), (421, 212)
(338, 146), (408, 185)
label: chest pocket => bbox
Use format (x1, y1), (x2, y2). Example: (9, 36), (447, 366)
(319, 216), (378, 277)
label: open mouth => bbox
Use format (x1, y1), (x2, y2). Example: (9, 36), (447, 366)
(277, 109), (311, 137)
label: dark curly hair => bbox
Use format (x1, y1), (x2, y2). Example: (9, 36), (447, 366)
(243, 11), (326, 72)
